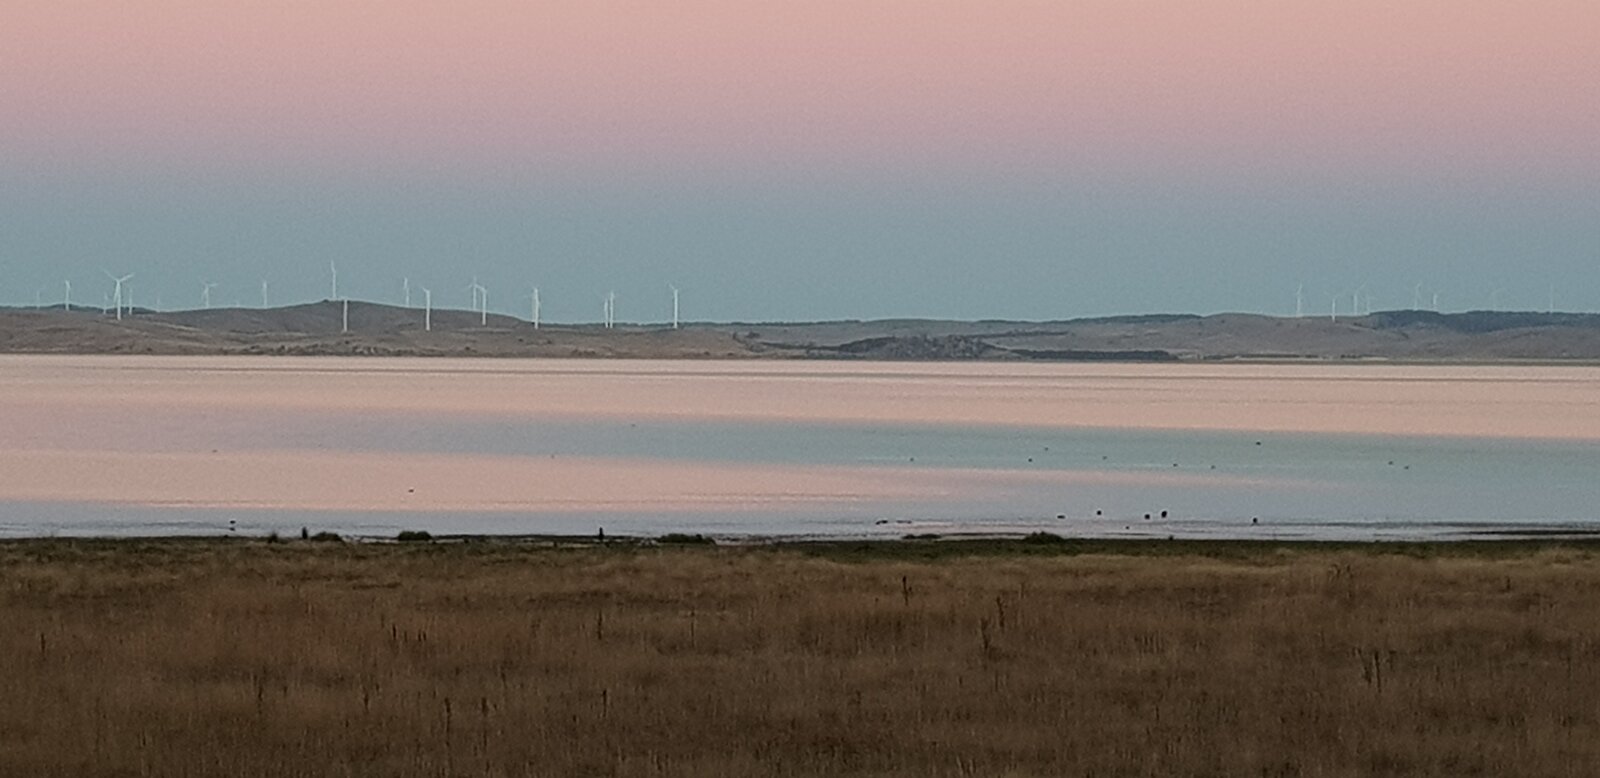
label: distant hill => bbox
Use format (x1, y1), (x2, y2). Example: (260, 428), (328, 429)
(2, 302), (1598, 362)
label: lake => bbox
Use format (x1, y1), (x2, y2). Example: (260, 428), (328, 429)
(1, 355), (1596, 540)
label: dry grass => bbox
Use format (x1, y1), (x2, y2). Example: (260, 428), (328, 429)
(3, 539), (1600, 777)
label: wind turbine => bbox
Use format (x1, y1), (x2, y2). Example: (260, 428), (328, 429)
(468, 281), (488, 326)
(103, 271), (133, 321)
(261, 280), (269, 308)
(421, 287), (432, 331)
(63, 280), (72, 312)
(1328, 293), (1339, 323)
(403, 277), (411, 308)
(201, 281), (217, 309)
(1432, 291), (1440, 311)
(342, 297), (350, 333)
(670, 284), (680, 329)
(608, 291), (616, 329)
(330, 262), (338, 301)
(1294, 284), (1304, 318)
(1412, 283), (1423, 311)
(530, 286), (541, 329)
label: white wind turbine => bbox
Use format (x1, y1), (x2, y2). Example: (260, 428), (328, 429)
(1412, 283), (1423, 311)
(1294, 284), (1304, 318)
(342, 297), (350, 333)
(530, 286), (541, 328)
(201, 281), (218, 309)
(63, 279), (72, 312)
(1328, 293), (1340, 323)
(402, 277), (411, 308)
(104, 271), (133, 321)
(670, 284), (680, 329)
(421, 287), (432, 331)
(261, 280), (269, 308)
(471, 281), (488, 326)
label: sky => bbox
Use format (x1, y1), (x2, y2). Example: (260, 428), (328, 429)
(1, 1), (1596, 321)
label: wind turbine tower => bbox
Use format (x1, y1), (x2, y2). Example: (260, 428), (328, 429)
(422, 287), (432, 331)
(670, 285), (680, 329)
(1294, 284), (1303, 318)
(201, 281), (217, 309)
(63, 280), (72, 312)
(530, 286), (541, 329)
(261, 280), (269, 308)
(471, 282), (488, 326)
(342, 298), (350, 333)
(403, 277), (411, 308)
(104, 272), (133, 321)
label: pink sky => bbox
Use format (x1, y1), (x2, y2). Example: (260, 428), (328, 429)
(3, 1), (1597, 179)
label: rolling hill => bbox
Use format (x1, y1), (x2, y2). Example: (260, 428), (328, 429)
(2, 302), (1598, 362)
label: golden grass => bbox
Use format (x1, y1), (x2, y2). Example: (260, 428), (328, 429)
(2, 539), (1599, 776)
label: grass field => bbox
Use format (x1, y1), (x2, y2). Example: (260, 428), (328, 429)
(3, 537), (1599, 777)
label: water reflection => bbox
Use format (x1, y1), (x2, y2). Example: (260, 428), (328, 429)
(1, 356), (1596, 539)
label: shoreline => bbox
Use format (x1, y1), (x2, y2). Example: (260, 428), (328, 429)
(9, 532), (1600, 559)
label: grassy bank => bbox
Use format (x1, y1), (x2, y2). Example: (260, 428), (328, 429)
(3, 537), (1599, 776)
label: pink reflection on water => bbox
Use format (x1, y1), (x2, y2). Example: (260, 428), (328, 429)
(0, 449), (1300, 514)
(0, 356), (1594, 516)
(2, 356), (1598, 439)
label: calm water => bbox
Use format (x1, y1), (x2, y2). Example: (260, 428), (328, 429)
(1, 356), (1597, 540)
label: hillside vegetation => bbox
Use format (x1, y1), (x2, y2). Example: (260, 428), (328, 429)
(3, 304), (1599, 360)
